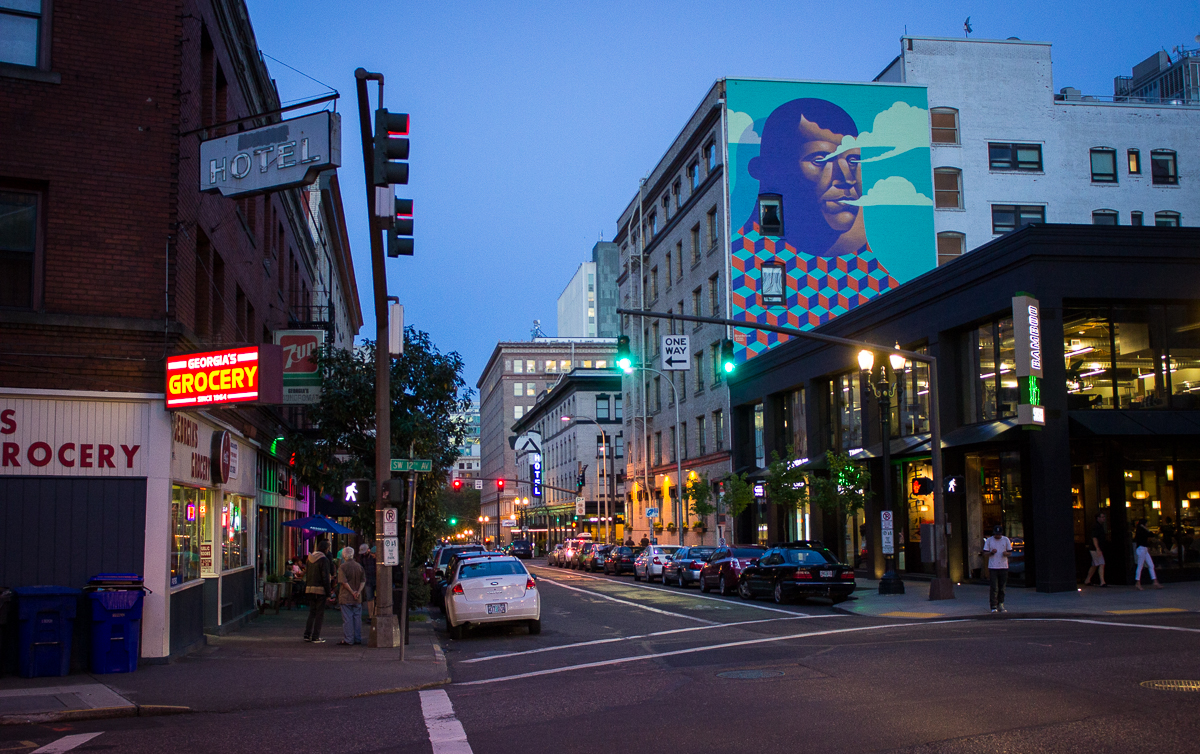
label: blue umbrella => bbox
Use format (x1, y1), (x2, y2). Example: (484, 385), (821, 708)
(282, 514), (356, 534)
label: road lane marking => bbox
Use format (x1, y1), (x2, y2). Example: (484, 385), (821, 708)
(533, 566), (819, 616)
(32, 734), (104, 754)
(419, 689), (473, 754)
(459, 613), (841, 664)
(881, 611), (945, 618)
(538, 576), (716, 624)
(1020, 618), (1200, 633)
(456, 620), (965, 687)
(1106, 608), (1187, 615)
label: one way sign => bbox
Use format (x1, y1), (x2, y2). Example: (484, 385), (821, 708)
(662, 335), (690, 371)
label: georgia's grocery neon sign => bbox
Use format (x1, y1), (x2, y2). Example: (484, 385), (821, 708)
(167, 347), (262, 408)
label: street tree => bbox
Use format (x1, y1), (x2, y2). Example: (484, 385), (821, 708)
(765, 447), (809, 518)
(686, 472), (715, 544)
(809, 450), (873, 560)
(722, 472), (756, 543)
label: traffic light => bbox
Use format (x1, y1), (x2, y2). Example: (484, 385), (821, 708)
(616, 335), (632, 371)
(372, 109), (409, 187)
(496, 479), (505, 491)
(576, 462), (587, 491)
(448, 517), (458, 526)
(343, 478), (371, 505)
(382, 478), (404, 504)
(387, 197), (413, 257)
(720, 339), (736, 374)
(911, 476), (936, 496)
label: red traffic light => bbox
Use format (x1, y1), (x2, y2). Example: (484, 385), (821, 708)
(452, 479), (462, 491)
(496, 479), (505, 490)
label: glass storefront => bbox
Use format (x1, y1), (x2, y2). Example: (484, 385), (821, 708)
(902, 459), (936, 574)
(964, 451), (1026, 585)
(223, 494), (251, 570)
(171, 485), (210, 587)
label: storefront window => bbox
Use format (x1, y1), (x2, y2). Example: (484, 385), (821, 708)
(965, 452), (1026, 585)
(965, 317), (1017, 423)
(1167, 305), (1200, 408)
(753, 403), (765, 468)
(171, 485), (209, 587)
(835, 372), (862, 451)
(785, 388), (807, 458)
(223, 495), (251, 570)
(1064, 308), (1116, 409)
(903, 460), (935, 574)
(893, 348), (930, 437)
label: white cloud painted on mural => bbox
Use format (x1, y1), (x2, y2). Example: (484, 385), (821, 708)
(844, 176), (932, 206)
(728, 110), (760, 145)
(822, 101), (928, 163)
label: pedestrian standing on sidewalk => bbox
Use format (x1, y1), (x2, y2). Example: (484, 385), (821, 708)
(982, 525), (1013, 613)
(1084, 512), (1108, 587)
(337, 546), (366, 645)
(303, 539), (332, 643)
(1133, 518), (1164, 590)
(359, 543), (377, 622)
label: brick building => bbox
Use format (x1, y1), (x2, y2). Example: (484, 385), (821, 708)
(0, 0), (360, 661)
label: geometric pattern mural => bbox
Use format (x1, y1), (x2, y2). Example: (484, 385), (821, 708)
(731, 219), (899, 360)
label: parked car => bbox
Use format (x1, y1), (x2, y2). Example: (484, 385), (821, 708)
(699, 545), (767, 595)
(661, 546), (716, 587)
(633, 545), (681, 582)
(571, 542), (600, 570)
(437, 550), (504, 607)
(506, 540), (534, 559)
(603, 546), (642, 575)
(737, 542), (855, 604)
(559, 538), (588, 567)
(581, 544), (612, 572)
(444, 554), (541, 639)
(428, 544), (485, 606)
(547, 543), (566, 566)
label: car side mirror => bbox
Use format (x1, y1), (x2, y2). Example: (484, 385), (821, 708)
(749, 558), (760, 566)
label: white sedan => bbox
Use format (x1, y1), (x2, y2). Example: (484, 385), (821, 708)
(633, 545), (681, 582)
(444, 555), (541, 639)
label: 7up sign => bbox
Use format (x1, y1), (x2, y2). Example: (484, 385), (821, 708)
(274, 329), (325, 405)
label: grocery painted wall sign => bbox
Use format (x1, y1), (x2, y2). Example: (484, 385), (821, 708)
(0, 402), (145, 475)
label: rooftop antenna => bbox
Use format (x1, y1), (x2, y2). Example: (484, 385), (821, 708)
(963, 16), (972, 38)
(531, 319), (546, 339)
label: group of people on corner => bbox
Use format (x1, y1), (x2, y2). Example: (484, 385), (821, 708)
(1083, 512), (1164, 590)
(302, 540), (378, 645)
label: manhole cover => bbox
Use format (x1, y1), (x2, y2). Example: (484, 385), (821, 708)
(1141, 680), (1200, 692)
(717, 669), (785, 679)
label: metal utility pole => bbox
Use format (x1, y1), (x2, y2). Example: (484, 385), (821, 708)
(355, 68), (402, 647)
(399, 462), (417, 657)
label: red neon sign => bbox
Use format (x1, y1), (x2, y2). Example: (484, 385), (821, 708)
(166, 345), (282, 409)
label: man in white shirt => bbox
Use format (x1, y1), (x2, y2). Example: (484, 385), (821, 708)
(982, 525), (1013, 613)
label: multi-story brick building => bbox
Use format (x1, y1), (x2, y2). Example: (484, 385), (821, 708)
(0, 0), (360, 661)
(476, 339), (616, 545)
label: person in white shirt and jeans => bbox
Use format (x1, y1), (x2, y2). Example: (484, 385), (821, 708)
(982, 525), (1013, 613)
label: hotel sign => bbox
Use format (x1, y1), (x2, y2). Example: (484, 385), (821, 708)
(200, 112), (340, 198)
(1012, 293), (1045, 426)
(166, 345), (283, 409)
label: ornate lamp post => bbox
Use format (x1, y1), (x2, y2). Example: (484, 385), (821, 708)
(859, 348), (908, 595)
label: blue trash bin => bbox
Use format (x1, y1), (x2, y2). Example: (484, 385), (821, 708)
(86, 574), (145, 674)
(14, 586), (82, 678)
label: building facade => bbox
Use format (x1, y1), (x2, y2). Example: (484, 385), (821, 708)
(729, 225), (1200, 592)
(512, 369), (625, 548)
(476, 339), (616, 545)
(450, 399), (481, 483)
(0, 0), (359, 662)
(556, 241), (620, 338)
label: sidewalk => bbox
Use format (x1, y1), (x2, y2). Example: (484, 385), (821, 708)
(837, 577), (1199, 620)
(0, 608), (447, 724)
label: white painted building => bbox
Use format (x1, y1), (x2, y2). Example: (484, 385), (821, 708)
(875, 38), (1196, 262)
(557, 262), (598, 338)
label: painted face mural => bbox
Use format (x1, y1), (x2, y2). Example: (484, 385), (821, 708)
(726, 80), (937, 362)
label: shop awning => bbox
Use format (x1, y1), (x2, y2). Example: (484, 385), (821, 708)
(940, 419), (1019, 447)
(1070, 410), (1200, 436)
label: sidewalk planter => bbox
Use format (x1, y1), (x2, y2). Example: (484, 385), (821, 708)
(14, 586), (82, 678)
(86, 573), (146, 674)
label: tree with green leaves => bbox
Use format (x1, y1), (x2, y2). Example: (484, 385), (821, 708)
(686, 473), (715, 544)
(765, 447), (810, 517)
(287, 328), (471, 607)
(722, 472), (756, 543)
(809, 450), (873, 561)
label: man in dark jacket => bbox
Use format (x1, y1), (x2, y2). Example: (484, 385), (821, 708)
(303, 539), (332, 643)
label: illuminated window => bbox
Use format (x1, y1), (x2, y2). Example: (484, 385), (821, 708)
(1128, 149), (1141, 174)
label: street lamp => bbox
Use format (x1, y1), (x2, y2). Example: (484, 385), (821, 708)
(562, 413), (615, 543)
(859, 348), (908, 595)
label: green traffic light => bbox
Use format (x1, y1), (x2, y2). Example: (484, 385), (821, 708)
(720, 338), (736, 373)
(449, 518), (457, 526)
(616, 334), (632, 371)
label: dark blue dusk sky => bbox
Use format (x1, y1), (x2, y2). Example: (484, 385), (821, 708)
(243, 0), (1198, 389)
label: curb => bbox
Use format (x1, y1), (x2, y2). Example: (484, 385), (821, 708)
(831, 606), (1198, 621)
(0, 703), (193, 727)
(350, 676), (452, 698)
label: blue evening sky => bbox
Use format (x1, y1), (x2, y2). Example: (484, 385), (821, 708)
(243, 0), (1197, 390)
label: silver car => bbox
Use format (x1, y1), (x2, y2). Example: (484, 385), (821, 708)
(633, 545), (682, 582)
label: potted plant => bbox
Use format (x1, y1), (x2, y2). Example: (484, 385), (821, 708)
(666, 522), (677, 533)
(692, 521), (706, 532)
(653, 523), (664, 534)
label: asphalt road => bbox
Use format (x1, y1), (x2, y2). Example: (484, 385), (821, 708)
(4, 560), (1200, 753)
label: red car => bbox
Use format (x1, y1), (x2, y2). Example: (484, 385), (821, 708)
(699, 545), (767, 596)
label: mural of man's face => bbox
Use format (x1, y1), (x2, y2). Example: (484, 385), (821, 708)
(796, 115), (861, 233)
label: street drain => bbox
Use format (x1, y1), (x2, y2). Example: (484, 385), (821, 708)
(1141, 680), (1200, 692)
(717, 669), (785, 679)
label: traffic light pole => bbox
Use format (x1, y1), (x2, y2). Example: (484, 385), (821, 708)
(356, 69), (402, 647)
(618, 307), (955, 601)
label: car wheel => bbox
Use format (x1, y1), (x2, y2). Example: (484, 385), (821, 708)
(634, 570), (642, 582)
(528, 619), (542, 635)
(448, 621), (465, 640)
(700, 575), (710, 593)
(679, 572), (687, 588)
(774, 581), (787, 605)
(719, 576), (730, 596)
(738, 579), (754, 600)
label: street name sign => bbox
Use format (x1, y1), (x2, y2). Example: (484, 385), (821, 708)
(381, 536), (400, 566)
(661, 335), (690, 371)
(200, 111), (340, 198)
(391, 459), (432, 473)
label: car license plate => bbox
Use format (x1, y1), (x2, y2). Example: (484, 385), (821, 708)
(820, 570), (834, 578)
(486, 603), (507, 615)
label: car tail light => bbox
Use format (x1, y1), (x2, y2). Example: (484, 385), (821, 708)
(526, 578), (537, 590)
(652, 557), (661, 564)
(793, 571), (813, 580)
(452, 583), (464, 594)
(841, 572), (855, 580)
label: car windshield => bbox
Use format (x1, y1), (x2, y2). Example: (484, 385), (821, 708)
(731, 547), (766, 558)
(457, 560), (528, 579)
(439, 547), (482, 566)
(653, 546), (680, 555)
(783, 548), (838, 565)
(614, 547), (632, 555)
